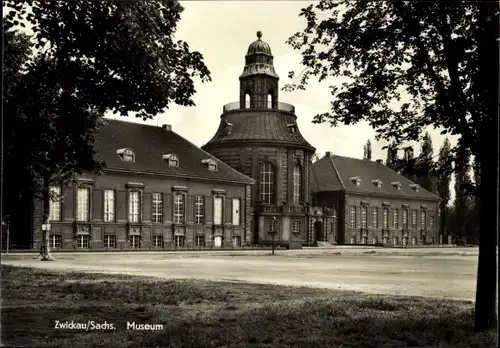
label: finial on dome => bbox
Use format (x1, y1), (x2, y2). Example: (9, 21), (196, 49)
(257, 31), (262, 40)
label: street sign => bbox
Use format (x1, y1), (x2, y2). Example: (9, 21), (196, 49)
(42, 224), (51, 231)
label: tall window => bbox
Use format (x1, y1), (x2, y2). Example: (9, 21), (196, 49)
(232, 236), (242, 247)
(245, 93), (250, 108)
(429, 216), (435, 229)
(293, 165), (302, 205)
(104, 190), (115, 222)
(372, 208), (378, 228)
(104, 235), (116, 248)
(77, 235), (90, 248)
(259, 162), (275, 204)
(152, 193), (163, 223)
(361, 206), (367, 228)
(382, 207), (389, 229)
(349, 206), (356, 228)
(402, 209), (408, 229)
(175, 235), (184, 247)
(232, 198), (240, 226)
(49, 235), (62, 249)
(214, 196), (223, 225)
(393, 208), (399, 229)
(269, 219), (277, 232)
(195, 235), (205, 247)
(420, 210), (426, 230)
(153, 236), (163, 248)
(195, 196), (204, 224)
(173, 192), (185, 224)
(49, 186), (61, 221)
(411, 210), (417, 229)
(267, 93), (273, 108)
(128, 191), (140, 223)
(76, 187), (90, 221)
(130, 235), (140, 248)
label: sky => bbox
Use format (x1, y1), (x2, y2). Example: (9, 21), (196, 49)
(104, 1), (457, 162)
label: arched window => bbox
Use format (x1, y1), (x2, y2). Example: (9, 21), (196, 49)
(259, 162), (275, 204)
(292, 164), (302, 205)
(245, 93), (251, 108)
(267, 93), (273, 109)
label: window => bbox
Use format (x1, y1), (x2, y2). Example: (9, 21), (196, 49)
(117, 148), (135, 162)
(361, 206), (367, 228)
(232, 236), (241, 247)
(130, 235), (140, 248)
(372, 208), (378, 228)
(104, 190), (115, 222)
(223, 122), (233, 136)
(49, 186), (61, 221)
(382, 208), (389, 229)
(287, 123), (297, 134)
(267, 93), (273, 108)
(411, 210), (417, 229)
(104, 235), (116, 248)
(76, 187), (90, 221)
(420, 210), (426, 230)
(392, 209), (399, 229)
(214, 196), (223, 225)
(259, 162), (275, 204)
(232, 198), (241, 226)
(162, 154), (179, 167)
(195, 235), (205, 247)
(402, 209), (408, 228)
(174, 235), (184, 247)
(429, 216), (435, 229)
(293, 165), (302, 205)
(269, 219), (277, 233)
(349, 206), (356, 228)
(195, 196), (204, 224)
(152, 193), (163, 223)
(128, 191), (141, 223)
(173, 192), (185, 224)
(292, 221), (300, 234)
(49, 235), (62, 249)
(77, 235), (89, 248)
(202, 159), (218, 172)
(153, 236), (163, 248)
(245, 93), (250, 108)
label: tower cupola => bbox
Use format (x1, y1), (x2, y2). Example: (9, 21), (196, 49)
(239, 31), (279, 109)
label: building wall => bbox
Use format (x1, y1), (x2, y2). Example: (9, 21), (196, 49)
(33, 171), (251, 250)
(313, 191), (439, 245)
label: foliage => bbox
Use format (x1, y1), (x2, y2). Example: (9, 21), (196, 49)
(436, 138), (453, 236)
(415, 132), (435, 192)
(384, 142), (399, 171)
(363, 139), (372, 160)
(454, 146), (472, 241)
(285, 0), (498, 331)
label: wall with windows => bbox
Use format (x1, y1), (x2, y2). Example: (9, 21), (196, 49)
(33, 171), (252, 250)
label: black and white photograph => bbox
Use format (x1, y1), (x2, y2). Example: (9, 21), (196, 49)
(1, 1), (498, 347)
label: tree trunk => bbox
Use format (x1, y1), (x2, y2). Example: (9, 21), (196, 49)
(473, 154), (498, 331)
(39, 177), (53, 261)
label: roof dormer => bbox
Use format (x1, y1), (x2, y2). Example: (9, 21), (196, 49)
(287, 123), (298, 134)
(349, 176), (361, 186)
(117, 148), (135, 162)
(162, 153), (179, 167)
(391, 181), (402, 190)
(409, 183), (420, 192)
(223, 121), (233, 136)
(201, 158), (218, 172)
(371, 179), (383, 188)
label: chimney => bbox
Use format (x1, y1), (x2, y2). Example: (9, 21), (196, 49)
(161, 124), (172, 131)
(325, 151), (332, 157)
(376, 159), (383, 165)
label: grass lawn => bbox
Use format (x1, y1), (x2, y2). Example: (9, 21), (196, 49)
(1, 265), (496, 348)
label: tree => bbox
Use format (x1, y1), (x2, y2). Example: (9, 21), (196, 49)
(416, 132), (435, 192)
(454, 146), (472, 243)
(385, 142), (399, 171)
(3, 0), (211, 260)
(285, 1), (498, 331)
(363, 139), (372, 160)
(436, 138), (453, 240)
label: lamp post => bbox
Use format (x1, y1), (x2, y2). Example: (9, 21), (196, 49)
(269, 216), (277, 255)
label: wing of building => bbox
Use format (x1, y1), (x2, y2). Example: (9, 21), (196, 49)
(24, 31), (439, 251)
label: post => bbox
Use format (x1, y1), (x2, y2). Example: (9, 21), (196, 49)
(6, 220), (9, 254)
(272, 233), (275, 255)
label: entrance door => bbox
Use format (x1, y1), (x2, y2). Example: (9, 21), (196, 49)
(314, 221), (324, 242)
(214, 236), (222, 248)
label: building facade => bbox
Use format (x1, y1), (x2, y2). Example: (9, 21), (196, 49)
(202, 31), (316, 246)
(34, 120), (254, 250)
(310, 153), (440, 246)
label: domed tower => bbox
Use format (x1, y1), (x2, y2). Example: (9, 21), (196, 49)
(202, 31), (316, 246)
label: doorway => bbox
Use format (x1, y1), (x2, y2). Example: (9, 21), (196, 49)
(214, 236), (222, 248)
(314, 221), (324, 242)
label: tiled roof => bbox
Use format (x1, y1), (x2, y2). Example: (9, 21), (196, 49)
(94, 119), (255, 184)
(202, 110), (315, 151)
(312, 154), (440, 201)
